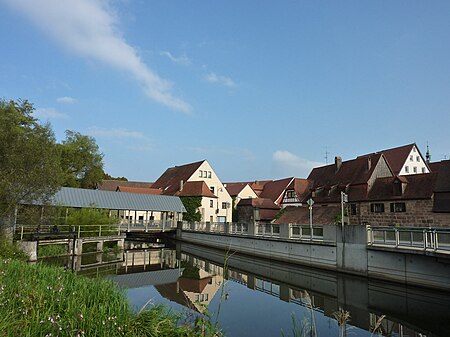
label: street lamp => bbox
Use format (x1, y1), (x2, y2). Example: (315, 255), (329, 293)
(307, 198), (314, 241)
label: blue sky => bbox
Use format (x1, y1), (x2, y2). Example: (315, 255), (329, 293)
(1, 1), (449, 182)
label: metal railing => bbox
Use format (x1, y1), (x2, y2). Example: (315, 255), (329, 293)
(15, 220), (177, 240)
(367, 226), (450, 254)
(289, 224), (324, 241)
(256, 223), (280, 238)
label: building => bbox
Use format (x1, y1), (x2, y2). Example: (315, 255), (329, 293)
(152, 160), (232, 223)
(236, 198), (281, 225)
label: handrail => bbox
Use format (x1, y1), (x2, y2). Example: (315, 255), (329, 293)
(367, 226), (450, 254)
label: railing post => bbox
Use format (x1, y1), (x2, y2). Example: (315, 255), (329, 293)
(20, 226), (24, 240)
(395, 228), (399, 247)
(435, 230), (439, 251)
(145, 222), (148, 233)
(77, 226), (81, 238)
(99, 225), (102, 237)
(423, 229), (428, 250)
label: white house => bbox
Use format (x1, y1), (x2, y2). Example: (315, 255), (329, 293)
(152, 160), (233, 223)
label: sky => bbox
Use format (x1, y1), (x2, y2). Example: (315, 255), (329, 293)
(1, 1), (449, 182)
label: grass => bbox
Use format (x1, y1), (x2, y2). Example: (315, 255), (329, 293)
(38, 244), (68, 257)
(0, 253), (218, 336)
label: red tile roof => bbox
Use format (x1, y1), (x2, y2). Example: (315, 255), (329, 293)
(152, 160), (205, 195)
(223, 182), (250, 197)
(259, 177), (294, 205)
(175, 181), (217, 198)
(237, 197), (280, 209)
(116, 186), (162, 195)
(308, 153), (386, 189)
(98, 180), (153, 191)
(432, 160), (450, 193)
(273, 205), (341, 225)
(285, 178), (312, 202)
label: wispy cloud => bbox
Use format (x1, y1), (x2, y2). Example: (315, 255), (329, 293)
(160, 51), (191, 66)
(4, 0), (191, 113)
(56, 96), (77, 104)
(204, 72), (237, 88)
(87, 127), (148, 140)
(272, 150), (324, 177)
(34, 107), (68, 120)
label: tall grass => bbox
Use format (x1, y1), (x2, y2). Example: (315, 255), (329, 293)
(0, 258), (190, 336)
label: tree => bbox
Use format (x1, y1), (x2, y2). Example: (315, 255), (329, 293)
(0, 99), (62, 240)
(180, 196), (202, 222)
(59, 130), (105, 188)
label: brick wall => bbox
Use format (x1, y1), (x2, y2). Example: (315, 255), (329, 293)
(349, 199), (450, 227)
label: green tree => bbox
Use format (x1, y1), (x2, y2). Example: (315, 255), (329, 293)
(180, 196), (202, 222)
(59, 130), (104, 188)
(0, 99), (62, 240)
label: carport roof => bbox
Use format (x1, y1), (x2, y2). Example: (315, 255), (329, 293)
(29, 187), (186, 212)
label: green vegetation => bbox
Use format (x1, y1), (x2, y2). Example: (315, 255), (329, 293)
(180, 196), (202, 222)
(65, 208), (118, 237)
(59, 130), (105, 189)
(38, 244), (67, 257)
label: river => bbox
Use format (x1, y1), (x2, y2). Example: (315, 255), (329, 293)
(41, 240), (450, 337)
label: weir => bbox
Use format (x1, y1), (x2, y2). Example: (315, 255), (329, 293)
(177, 223), (450, 291)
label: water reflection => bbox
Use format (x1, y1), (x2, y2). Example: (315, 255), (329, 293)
(39, 241), (450, 336)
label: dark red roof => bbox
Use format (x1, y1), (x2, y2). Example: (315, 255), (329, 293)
(116, 186), (162, 195)
(175, 181), (217, 198)
(368, 173), (438, 201)
(152, 160), (205, 195)
(273, 205), (340, 225)
(259, 177), (294, 205)
(223, 182), (249, 197)
(98, 180), (153, 191)
(237, 197), (280, 209)
(308, 153), (386, 188)
(433, 160), (450, 193)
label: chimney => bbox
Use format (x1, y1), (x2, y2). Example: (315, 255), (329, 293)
(179, 180), (184, 191)
(366, 157), (372, 171)
(335, 156), (342, 172)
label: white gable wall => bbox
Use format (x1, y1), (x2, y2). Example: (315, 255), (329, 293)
(399, 145), (430, 175)
(187, 160), (233, 223)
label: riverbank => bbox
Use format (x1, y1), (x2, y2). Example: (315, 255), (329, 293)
(0, 243), (221, 337)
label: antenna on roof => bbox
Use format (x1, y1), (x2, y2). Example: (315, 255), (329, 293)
(426, 142), (431, 164)
(324, 147), (329, 164)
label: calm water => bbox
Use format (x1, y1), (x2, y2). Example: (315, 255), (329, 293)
(41, 241), (450, 337)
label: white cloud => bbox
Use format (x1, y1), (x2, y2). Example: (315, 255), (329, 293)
(272, 150), (324, 178)
(205, 72), (237, 88)
(56, 96), (77, 104)
(160, 51), (191, 66)
(87, 126), (148, 140)
(34, 107), (68, 119)
(4, 0), (191, 113)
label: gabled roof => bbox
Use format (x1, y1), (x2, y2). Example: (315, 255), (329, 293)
(223, 182), (250, 197)
(284, 178), (312, 202)
(358, 143), (428, 175)
(273, 205), (340, 225)
(116, 186), (162, 195)
(98, 180), (154, 191)
(152, 160), (205, 195)
(175, 181), (217, 198)
(237, 197), (279, 210)
(308, 153), (385, 188)
(368, 173), (438, 201)
(259, 177), (294, 205)
(27, 187), (186, 212)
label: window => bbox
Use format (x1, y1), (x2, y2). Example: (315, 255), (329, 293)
(422, 167), (426, 173)
(416, 156), (420, 162)
(410, 155), (413, 161)
(370, 203), (385, 213)
(285, 190), (296, 199)
(405, 166), (409, 173)
(390, 202), (406, 213)
(210, 200), (214, 208)
(208, 171), (212, 178)
(413, 166), (417, 173)
(199, 170), (203, 177)
(222, 202), (228, 209)
(350, 203), (357, 215)
(210, 186), (215, 194)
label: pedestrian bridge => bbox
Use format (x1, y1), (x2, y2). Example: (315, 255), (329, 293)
(178, 222), (450, 291)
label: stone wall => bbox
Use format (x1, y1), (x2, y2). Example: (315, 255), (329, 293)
(349, 199), (450, 227)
